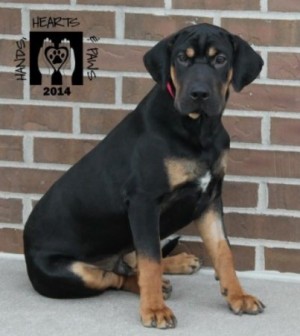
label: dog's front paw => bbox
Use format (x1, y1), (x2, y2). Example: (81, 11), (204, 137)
(141, 304), (177, 329)
(228, 293), (265, 315)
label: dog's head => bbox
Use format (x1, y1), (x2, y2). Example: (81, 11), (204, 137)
(144, 24), (263, 119)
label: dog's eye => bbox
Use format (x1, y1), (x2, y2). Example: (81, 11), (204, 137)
(177, 53), (189, 64)
(214, 54), (227, 67)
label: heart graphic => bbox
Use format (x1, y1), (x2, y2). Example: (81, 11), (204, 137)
(45, 46), (69, 72)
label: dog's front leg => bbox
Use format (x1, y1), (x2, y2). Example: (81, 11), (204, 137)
(128, 194), (177, 329)
(195, 198), (265, 315)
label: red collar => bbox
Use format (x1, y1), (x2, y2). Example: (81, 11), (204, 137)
(166, 81), (175, 98)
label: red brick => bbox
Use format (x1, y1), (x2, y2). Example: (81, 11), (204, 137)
(269, 0), (300, 12)
(230, 245), (255, 271)
(223, 116), (261, 143)
(225, 213), (300, 242)
(0, 39), (29, 68)
(223, 181), (258, 208)
(0, 228), (23, 254)
(265, 248), (300, 273)
(0, 136), (23, 162)
(268, 53), (300, 80)
(0, 73), (23, 99)
(271, 118), (300, 146)
(30, 11), (115, 38)
(34, 138), (99, 165)
(268, 184), (300, 211)
(78, 0), (164, 6)
(0, 105), (72, 133)
(0, 198), (22, 224)
(222, 18), (300, 47)
(123, 77), (154, 104)
(173, 0), (259, 10)
(0, 9), (21, 35)
(125, 14), (212, 41)
(81, 108), (130, 135)
(227, 149), (300, 178)
(228, 84), (300, 113)
(0, 40), (15, 67)
(178, 212), (300, 243)
(0, 167), (63, 194)
(30, 76), (115, 104)
(84, 43), (148, 73)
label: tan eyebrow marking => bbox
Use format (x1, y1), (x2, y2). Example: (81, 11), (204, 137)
(208, 47), (218, 57)
(186, 47), (195, 58)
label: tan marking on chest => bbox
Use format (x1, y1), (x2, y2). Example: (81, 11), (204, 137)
(164, 158), (204, 189)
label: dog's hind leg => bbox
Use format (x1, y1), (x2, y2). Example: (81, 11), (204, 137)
(70, 261), (125, 292)
(25, 253), (126, 299)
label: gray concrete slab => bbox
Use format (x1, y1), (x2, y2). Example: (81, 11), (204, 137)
(1, 257), (300, 336)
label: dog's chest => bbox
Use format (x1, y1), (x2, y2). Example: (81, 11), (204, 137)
(164, 158), (212, 192)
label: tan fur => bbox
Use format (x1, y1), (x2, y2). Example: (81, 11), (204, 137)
(222, 68), (233, 97)
(70, 262), (124, 290)
(138, 257), (175, 328)
(164, 158), (204, 189)
(123, 251), (137, 270)
(186, 47), (195, 58)
(170, 65), (180, 92)
(207, 47), (217, 57)
(195, 210), (244, 295)
(122, 275), (140, 294)
(195, 210), (263, 314)
(162, 252), (201, 274)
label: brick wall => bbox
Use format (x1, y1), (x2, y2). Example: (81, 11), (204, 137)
(0, 1), (299, 274)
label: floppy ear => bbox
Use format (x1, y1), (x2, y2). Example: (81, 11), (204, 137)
(143, 33), (177, 87)
(231, 35), (264, 92)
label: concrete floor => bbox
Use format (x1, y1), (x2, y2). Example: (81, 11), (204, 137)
(1, 256), (300, 336)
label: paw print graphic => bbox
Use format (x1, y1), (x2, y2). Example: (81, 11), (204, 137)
(45, 43), (69, 72)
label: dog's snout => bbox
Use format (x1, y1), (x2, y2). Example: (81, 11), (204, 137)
(189, 86), (210, 101)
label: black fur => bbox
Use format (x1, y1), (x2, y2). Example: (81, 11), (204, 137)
(24, 23), (263, 299)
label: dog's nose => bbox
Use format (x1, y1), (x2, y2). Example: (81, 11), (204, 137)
(190, 86), (210, 101)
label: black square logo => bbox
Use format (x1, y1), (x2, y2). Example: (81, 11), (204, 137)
(30, 31), (83, 86)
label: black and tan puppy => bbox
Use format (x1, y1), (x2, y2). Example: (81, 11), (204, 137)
(24, 23), (265, 329)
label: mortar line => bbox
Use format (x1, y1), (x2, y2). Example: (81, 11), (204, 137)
(255, 245), (266, 271)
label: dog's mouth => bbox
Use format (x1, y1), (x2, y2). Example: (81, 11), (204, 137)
(188, 112), (201, 120)
(174, 98), (204, 120)
(175, 99), (203, 120)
